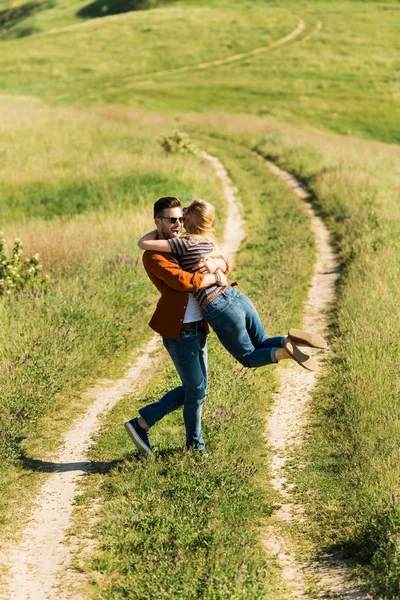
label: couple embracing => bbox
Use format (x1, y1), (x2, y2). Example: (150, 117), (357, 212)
(125, 196), (326, 456)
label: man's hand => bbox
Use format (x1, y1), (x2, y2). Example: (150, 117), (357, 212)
(193, 257), (227, 274)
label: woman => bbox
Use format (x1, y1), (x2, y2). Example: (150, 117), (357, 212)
(138, 199), (326, 371)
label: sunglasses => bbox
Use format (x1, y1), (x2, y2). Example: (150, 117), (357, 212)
(158, 216), (185, 224)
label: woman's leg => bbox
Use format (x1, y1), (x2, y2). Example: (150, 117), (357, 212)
(239, 291), (285, 350)
(204, 288), (283, 368)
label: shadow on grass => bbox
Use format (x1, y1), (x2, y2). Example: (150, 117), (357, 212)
(154, 447), (188, 459)
(77, 0), (156, 19)
(0, 1), (43, 38)
(20, 456), (122, 474)
(124, 447), (185, 462)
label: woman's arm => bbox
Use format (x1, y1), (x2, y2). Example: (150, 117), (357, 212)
(138, 230), (170, 252)
(193, 256), (229, 274)
(199, 269), (228, 288)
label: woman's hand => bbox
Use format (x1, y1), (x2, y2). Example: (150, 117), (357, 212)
(215, 268), (228, 287)
(193, 256), (227, 274)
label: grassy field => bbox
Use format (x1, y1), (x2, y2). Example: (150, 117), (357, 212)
(1, 1), (399, 143)
(1, 0), (400, 596)
(0, 2), (296, 100)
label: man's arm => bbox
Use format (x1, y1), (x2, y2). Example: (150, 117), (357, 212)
(143, 251), (225, 293)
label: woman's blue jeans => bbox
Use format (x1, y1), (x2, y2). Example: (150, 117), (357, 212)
(139, 326), (207, 449)
(203, 286), (284, 368)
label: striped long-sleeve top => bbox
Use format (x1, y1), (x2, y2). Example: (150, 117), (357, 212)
(168, 236), (226, 307)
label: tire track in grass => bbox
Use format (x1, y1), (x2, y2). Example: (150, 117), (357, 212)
(300, 21), (323, 45)
(262, 158), (371, 599)
(129, 18), (305, 87)
(61, 18), (305, 103)
(0, 151), (243, 600)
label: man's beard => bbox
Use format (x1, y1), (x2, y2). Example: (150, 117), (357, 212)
(161, 223), (180, 240)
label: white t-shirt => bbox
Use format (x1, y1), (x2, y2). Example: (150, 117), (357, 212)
(183, 293), (203, 323)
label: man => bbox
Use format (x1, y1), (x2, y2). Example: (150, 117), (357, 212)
(125, 196), (229, 455)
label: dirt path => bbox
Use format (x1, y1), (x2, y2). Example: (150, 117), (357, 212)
(262, 160), (370, 599)
(3, 337), (160, 600)
(0, 151), (243, 600)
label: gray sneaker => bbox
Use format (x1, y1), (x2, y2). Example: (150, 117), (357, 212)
(124, 418), (152, 456)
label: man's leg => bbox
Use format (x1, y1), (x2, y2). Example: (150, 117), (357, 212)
(163, 327), (208, 450)
(139, 386), (185, 429)
(127, 327), (207, 451)
(125, 374), (185, 455)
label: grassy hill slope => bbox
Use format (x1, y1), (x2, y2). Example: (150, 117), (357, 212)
(1, 1), (399, 143)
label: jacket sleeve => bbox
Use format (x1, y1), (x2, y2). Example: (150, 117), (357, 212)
(143, 251), (205, 293)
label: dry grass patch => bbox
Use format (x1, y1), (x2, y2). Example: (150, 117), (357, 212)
(2, 208), (150, 273)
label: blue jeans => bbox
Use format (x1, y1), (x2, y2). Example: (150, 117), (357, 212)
(203, 286), (284, 368)
(139, 325), (207, 449)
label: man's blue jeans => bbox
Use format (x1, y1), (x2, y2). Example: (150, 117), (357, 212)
(139, 326), (207, 449)
(203, 286), (285, 368)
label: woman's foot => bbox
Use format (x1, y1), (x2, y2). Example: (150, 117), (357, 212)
(287, 328), (327, 349)
(281, 339), (318, 371)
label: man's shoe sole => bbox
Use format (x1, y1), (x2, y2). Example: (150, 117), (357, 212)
(283, 339), (318, 371)
(124, 421), (152, 456)
(288, 328), (327, 349)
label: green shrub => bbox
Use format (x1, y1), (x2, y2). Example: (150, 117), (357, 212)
(0, 233), (46, 296)
(159, 131), (201, 157)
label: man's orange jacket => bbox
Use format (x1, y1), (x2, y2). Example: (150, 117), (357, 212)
(143, 250), (229, 340)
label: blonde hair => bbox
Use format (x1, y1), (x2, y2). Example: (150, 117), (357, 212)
(182, 199), (219, 251)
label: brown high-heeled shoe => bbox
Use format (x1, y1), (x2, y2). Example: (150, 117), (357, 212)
(288, 328), (327, 349)
(283, 338), (318, 371)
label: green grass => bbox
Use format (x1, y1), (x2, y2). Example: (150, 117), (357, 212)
(0, 99), (227, 223)
(0, 0), (175, 39)
(142, 2), (400, 145)
(1, 2), (398, 143)
(0, 2), (295, 99)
